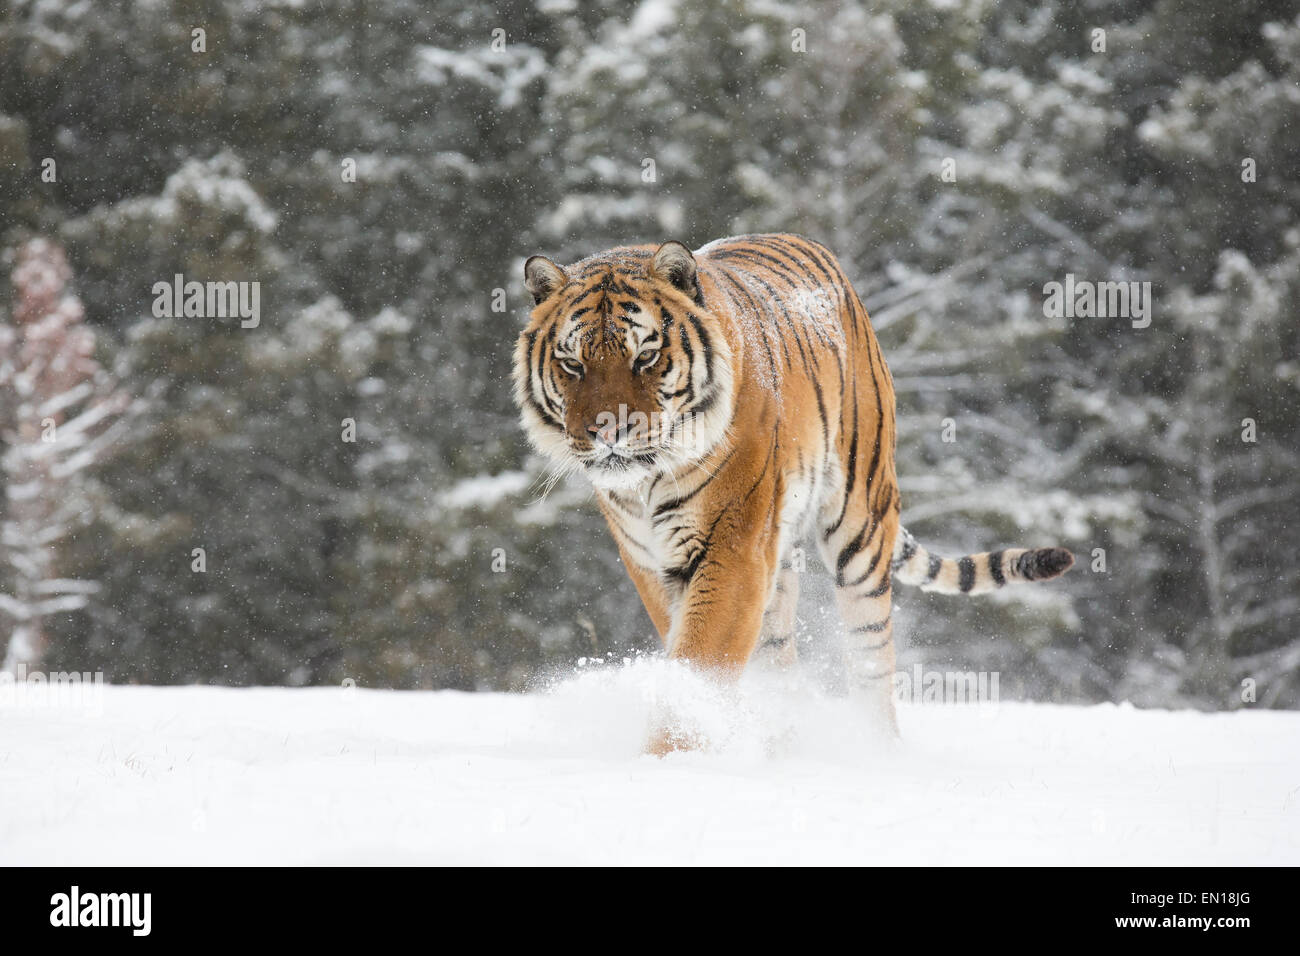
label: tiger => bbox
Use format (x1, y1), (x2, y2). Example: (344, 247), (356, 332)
(513, 234), (1073, 753)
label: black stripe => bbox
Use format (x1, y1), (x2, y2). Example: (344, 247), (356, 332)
(683, 384), (719, 418)
(926, 554), (942, 581)
(710, 250), (809, 373)
(824, 395), (859, 539)
(768, 235), (839, 291)
(835, 517), (871, 584)
(853, 634), (893, 651)
(651, 444), (738, 517)
(524, 328), (564, 427)
(676, 318), (695, 392)
(682, 311), (714, 387)
(810, 376), (830, 459)
(958, 556), (976, 593)
(715, 268), (780, 383)
(857, 312), (887, 512)
(730, 251), (817, 372)
(843, 519), (887, 587)
(1016, 550), (1035, 580)
(713, 246), (803, 287)
(859, 577), (891, 599)
(663, 546), (706, 585)
(989, 550), (1005, 586)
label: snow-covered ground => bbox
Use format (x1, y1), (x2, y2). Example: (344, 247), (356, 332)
(3, 662), (1298, 865)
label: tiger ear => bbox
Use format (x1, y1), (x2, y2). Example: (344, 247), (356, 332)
(524, 255), (568, 305)
(650, 240), (700, 303)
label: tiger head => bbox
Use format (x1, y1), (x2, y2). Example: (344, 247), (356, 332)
(513, 241), (735, 492)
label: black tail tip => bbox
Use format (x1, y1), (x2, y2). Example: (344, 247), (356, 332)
(1020, 547), (1074, 581)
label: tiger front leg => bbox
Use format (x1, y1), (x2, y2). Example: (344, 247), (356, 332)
(615, 546), (673, 644)
(645, 544), (776, 756)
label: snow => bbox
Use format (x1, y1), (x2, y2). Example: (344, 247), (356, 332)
(438, 469), (532, 511)
(629, 0), (680, 37)
(413, 44), (547, 110)
(4, 664), (1297, 865)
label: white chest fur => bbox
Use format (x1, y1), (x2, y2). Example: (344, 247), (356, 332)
(599, 482), (692, 575)
(599, 458), (828, 580)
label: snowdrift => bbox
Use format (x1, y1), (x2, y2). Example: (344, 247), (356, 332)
(3, 662), (1297, 865)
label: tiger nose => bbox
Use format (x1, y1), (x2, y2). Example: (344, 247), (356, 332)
(587, 421), (621, 446)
